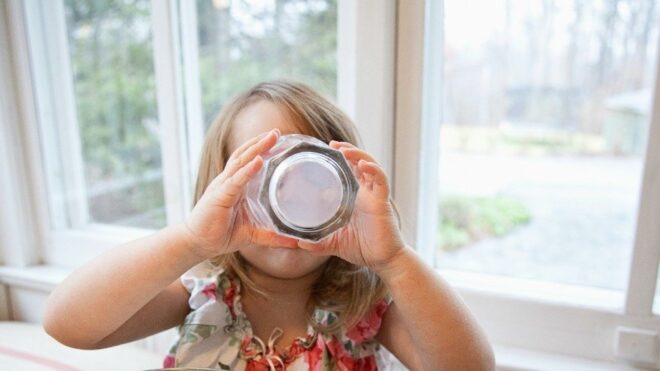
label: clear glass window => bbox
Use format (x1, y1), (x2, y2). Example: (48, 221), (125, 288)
(195, 0), (338, 126)
(435, 0), (660, 292)
(60, 0), (165, 229)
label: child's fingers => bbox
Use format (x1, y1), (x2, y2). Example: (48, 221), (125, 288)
(234, 128), (280, 158)
(216, 156), (264, 208)
(329, 140), (357, 151)
(224, 129), (279, 178)
(357, 160), (390, 199)
(338, 147), (378, 165)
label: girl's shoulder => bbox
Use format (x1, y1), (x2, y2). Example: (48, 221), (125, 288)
(174, 261), (245, 346)
(165, 263), (247, 368)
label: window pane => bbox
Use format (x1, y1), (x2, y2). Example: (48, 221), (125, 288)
(435, 0), (659, 292)
(63, 0), (165, 229)
(196, 0), (337, 126)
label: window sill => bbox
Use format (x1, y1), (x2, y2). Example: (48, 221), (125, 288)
(441, 268), (624, 312)
(0, 265), (69, 292)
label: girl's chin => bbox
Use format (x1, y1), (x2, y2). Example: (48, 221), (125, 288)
(239, 246), (329, 279)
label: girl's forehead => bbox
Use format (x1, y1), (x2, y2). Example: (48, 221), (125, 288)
(228, 100), (303, 153)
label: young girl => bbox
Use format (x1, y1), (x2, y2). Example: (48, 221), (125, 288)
(43, 81), (494, 370)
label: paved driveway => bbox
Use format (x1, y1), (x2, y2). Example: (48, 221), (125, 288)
(436, 153), (644, 291)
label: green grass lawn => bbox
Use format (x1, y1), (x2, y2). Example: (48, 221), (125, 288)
(438, 195), (532, 252)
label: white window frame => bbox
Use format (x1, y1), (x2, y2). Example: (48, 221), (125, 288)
(391, 0), (660, 367)
(21, 0), (88, 231)
(4, 0), (167, 268)
(151, 0), (194, 225)
(337, 0), (395, 175)
(0, 0), (42, 268)
(2, 0), (397, 270)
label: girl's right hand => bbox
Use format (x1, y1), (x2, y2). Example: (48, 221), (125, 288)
(182, 128), (299, 259)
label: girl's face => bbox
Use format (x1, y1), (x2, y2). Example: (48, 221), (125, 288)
(229, 100), (331, 279)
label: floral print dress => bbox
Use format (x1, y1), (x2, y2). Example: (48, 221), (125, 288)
(163, 262), (394, 370)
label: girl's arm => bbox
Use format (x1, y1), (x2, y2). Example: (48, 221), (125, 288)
(296, 141), (494, 370)
(94, 277), (190, 348)
(45, 129), (295, 349)
(375, 246), (495, 371)
(43, 225), (204, 349)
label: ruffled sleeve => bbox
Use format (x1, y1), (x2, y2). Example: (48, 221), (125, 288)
(163, 263), (245, 369)
(341, 296), (392, 358)
(180, 262), (223, 311)
(345, 298), (391, 343)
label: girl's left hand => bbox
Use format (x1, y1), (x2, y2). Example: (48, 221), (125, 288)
(297, 141), (405, 271)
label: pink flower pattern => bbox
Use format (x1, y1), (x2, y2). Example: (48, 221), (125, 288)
(304, 334), (325, 371)
(162, 354), (175, 368)
(223, 279), (238, 320)
(201, 282), (217, 300)
(345, 300), (389, 343)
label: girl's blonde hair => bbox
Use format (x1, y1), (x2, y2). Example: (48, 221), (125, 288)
(194, 80), (389, 333)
